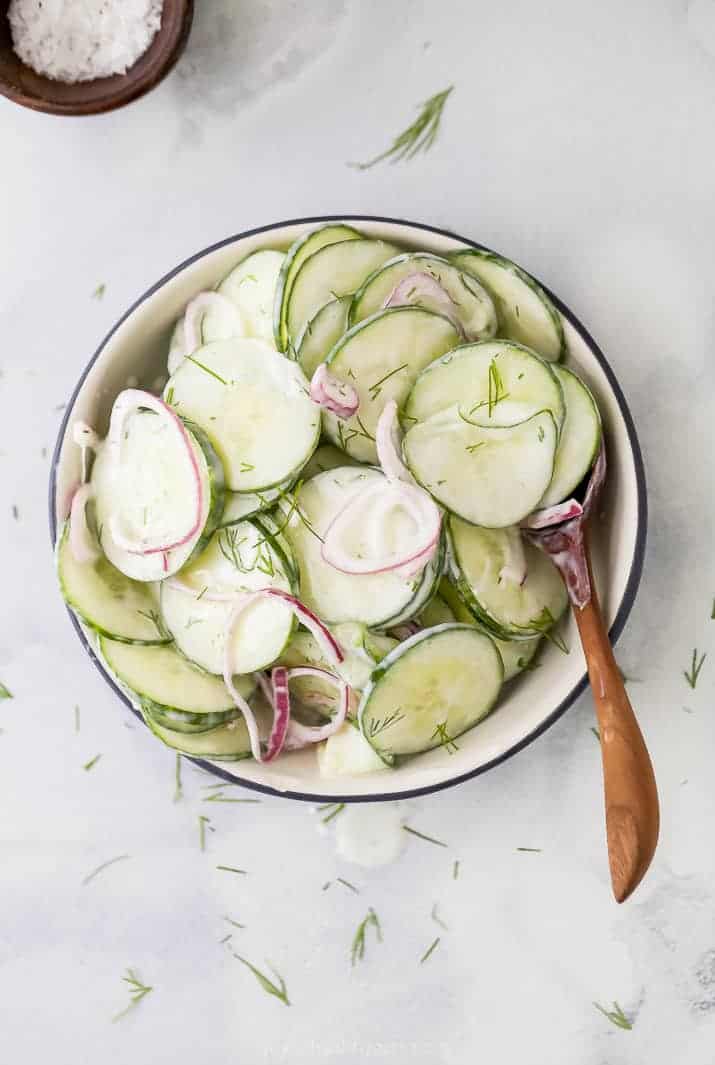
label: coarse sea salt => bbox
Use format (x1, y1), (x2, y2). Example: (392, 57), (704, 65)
(8, 0), (165, 84)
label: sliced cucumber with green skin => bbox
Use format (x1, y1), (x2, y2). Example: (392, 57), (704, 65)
(375, 534), (445, 630)
(301, 443), (361, 481)
(274, 224), (362, 351)
(91, 417), (225, 582)
(438, 577), (541, 680)
(295, 296), (351, 378)
(447, 515), (568, 640)
(404, 408), (558, 528)
(323, 307), (460, 463)
(160, 521), (296, 675)
(285, 239), (401, 349)
(143, 707), (254, 760)
(217, 480), (294, 528)
(318, 721), (391, 776)
(419, 592), (455, 627)
(349, 253), (497, 339)
(57, 522), (170, 645)
(218, 249), (285, 344)
(451, 248), (564, 362)
(99, 636), (252, 713)
(144, 701), (241, 734)
(539, 366), (602, 507)
(164, 338), (320, 492)
(358, 624), (503, 759)
(283, 467), (430, 627)
(403, 340), (564, 430)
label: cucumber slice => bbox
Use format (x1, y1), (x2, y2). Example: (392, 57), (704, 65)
(145, 703), (241, 734)
(218, 249), (285, 344)
(324, 307), (460, 463)
(451, 249), (564, 361)
(318, 721), (391, 776)
(199, 298), (245, 346)
(274, 224), (362, 351)
(403, 408), (558, 528)
(447, 515), (568, 639)
(99, 636), (252, 713)
(164, 338), (320, 492)
(349, 253), (497, 339)
(283, 467), (431, 627)
(438, 578), (541, 680)
(168, 318), (186, 375)
(301, 443), (360, 481)
(358, 624), (503, 758)
(403, 340), (564, 430)
(539, 366), (602, 507)
(285, 239), (401, 349)
(143, 707), (254, 760)
(419, 593), (455, 627)
(57, 522), (170, 645)
(275, 630), (361, 716)
(91, 417), (224, 582)
(376, 535), (444, 629)
(295, 296), (351, 378)
(217, 480), (293, 528)
(159, 521), (296, 675)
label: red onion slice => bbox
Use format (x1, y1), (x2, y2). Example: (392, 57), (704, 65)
(183, 292), (243, 355)
(107, 389), (204, 556)
(321, 480), (441, 576)
(375, 399), (414, 484)
(69, 484), (100, 564)
(264, 667), (291, 762)
(522, 498), (584, 530)
(384, 271), (465, 337)
(310, 364), (359, 419)
(282, 667), (350, 750)
(72, 420), (100, 483)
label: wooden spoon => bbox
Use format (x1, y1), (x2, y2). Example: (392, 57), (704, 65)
(525, 448), (659, 902)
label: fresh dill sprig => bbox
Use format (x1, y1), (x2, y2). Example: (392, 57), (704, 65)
(403, 825), (448, 848)
(711, 598), (715, 620)
(431, 721), (459, 754)
(465, 441), (485, 454)
(173, 754), (183, 802)
(83, 754), (102, 771)
(198, 815), (212, 851)
(591, 726), (600, 742)
(683, 649), (706, 689)
(231, 953), (290, 1006)
(351, 908), (382, 966)
(136, 608), (165, 638)
(337, 877), (359, 894)
(452, 859), (460, 880)
(431, 903), (448, 930)
(112, 969), (153, 1022)
(239, 462), (255, 473)
(366, 709), (405, 739)
(351, 86), (453, 169)
(203, 792), (262, 804)
(318, 802), (345, 824)
(0, 680), (13, 700)
(74, 704), (80, 732)
(419, 937), (441, 964)
(516, 847), (542, 853)
(185, 355), (229, 386)
(593, 1001), (632, 1030)
(82, 854), (130, 887)
(165, 386), (175, 405)
(216, 864), (247, 875)
(467, 357), (510, 419)
(517, 606), (569, 654)
(367, 363), (409, 401)
(92, 283), (106, 300)
(11, 504), (19, 520)
(224, 915), (245, 930)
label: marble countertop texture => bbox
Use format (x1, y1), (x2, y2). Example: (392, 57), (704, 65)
(1, 1), (715, 1062)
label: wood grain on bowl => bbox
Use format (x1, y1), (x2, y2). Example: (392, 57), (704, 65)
(0, 0), (193, 115)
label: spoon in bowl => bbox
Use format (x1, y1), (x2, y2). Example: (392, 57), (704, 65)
(524, 446), (659, 903)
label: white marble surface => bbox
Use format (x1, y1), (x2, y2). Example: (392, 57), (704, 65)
(1, 1), (715, 1062)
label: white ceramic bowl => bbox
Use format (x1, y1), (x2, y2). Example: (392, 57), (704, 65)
(49, 216), (647, 801)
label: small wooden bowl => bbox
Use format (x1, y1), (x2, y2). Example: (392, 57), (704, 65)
(0, 0), (193, 116)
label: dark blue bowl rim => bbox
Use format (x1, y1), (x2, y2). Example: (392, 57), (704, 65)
(48, 214), (648, 803)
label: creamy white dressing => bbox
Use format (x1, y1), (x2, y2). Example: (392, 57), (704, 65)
(334, 802), (407, 867)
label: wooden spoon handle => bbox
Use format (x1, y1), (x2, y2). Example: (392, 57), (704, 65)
(574, 543), (659, 902)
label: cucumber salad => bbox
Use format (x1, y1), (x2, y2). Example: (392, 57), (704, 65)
(57, 224), (602, 777)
